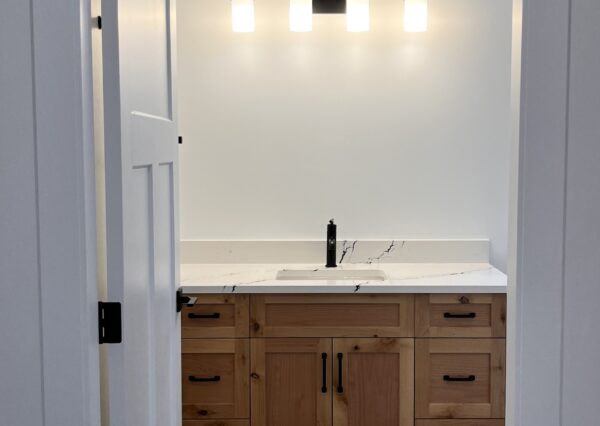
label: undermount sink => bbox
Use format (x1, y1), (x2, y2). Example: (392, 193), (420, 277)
(276, 269), (387, 281)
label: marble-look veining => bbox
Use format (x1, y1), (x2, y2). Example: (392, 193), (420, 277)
(180, 239), (490, 264)
(180, 262), (507, 294)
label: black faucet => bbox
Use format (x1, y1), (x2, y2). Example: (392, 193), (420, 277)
(326, 219), (337, 268)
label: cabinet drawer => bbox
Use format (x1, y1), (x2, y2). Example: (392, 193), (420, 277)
(182, 339), (249, 419)
(182, 295), (249, 338)
(416, 421), (504, 426)
(416, 294), (506, 337)
(183, 421), (249, 426)
(251, 294), (414, 337)
(416, 339), (505, 419)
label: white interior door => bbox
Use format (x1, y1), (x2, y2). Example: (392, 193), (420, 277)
(101, 0), (180, 425)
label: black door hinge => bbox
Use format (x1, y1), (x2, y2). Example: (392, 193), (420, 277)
(98, 302), (122, 344)
(95, 16), (102, 29)
(178, 136), (183, 145)
(176, 288), (197, 312)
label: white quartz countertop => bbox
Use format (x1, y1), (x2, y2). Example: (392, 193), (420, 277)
(180, 263), (507, 294)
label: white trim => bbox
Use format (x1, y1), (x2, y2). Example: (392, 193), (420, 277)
(506, 0), (523, 424)
(512, 0), (573, 425)
(0, 0), (101, 424)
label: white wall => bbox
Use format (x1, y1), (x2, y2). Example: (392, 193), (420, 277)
(0, 0), (100, 425)
(177, 0), (513, 269)
(515, 0), (600, 424)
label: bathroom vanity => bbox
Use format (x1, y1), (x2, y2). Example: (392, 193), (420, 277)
(179, 262), (507, 426)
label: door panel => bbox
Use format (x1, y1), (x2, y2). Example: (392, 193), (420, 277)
(333, 338), (414, 426)
(251, 338), (332, 426)
(102, 0), (180, 423)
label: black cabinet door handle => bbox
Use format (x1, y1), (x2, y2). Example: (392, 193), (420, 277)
(337, 353), (344, 393)
(321, 353), (328, 393)
(443, 375), (476, 382)
(188, 375), (221, 382)
(444, 312), (476, 319)
(188, 312), (221, 319)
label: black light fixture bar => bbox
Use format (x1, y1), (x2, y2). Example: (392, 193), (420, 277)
(313, 0), (346, 14)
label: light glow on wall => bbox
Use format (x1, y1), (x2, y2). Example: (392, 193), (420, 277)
(232, 0), (255, 32)
(346, 0), (370, 32)
(290, 0), (313, 32)
(404, 0), (428, 32)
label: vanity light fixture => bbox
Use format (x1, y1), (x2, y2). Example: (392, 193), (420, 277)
(404, 0), (428, 32)
(232, 0), (255, 32)
(290, 0), (313, 32)
(312, 0), (346, 14)
(346, 0), (370, 32)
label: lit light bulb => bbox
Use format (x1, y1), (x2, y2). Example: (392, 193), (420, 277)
(232, 0), (255, 33)
(404, 0), (428, 32)
(346, 0), (370, 32)
(290, 0), (312, 32)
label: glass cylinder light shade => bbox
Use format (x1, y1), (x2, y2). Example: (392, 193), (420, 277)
(346, 0), (370, 32)
(232, 0), (255, 32)
(404, 0), (428, 32)
(290, 0), (313, 32)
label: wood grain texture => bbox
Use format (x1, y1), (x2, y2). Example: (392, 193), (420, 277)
(251, 338), (331, 426)
(183, 295), (249, 338)
(415, 420), (504, 426)
(333, 338), (414, 426)
(416, 339), (505, 419)
(251, 294), (414, 337)
(183, 421), (250, 426)
(182, 339), (249, 419)
(416, 294), (506, 338)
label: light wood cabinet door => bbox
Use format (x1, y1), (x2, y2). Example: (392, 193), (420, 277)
(415, 420), (504, 426)
(333, 338), (414, 426)
(182, 295), (249, 338)
(415, 294), (506, 338)
(416, 339), (505, 419)
(183, 421), (250, 426)
(251, 294), (414, 337)
(251, 338), (332, 426)
(182, 339), (249, 420)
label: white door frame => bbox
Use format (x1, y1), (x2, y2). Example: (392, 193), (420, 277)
(1, 0), (101, 425)
(508, 0), (575, 425)
(2, 0), (591, 425)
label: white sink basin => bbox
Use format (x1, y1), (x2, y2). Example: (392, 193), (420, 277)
(276, 269), (387, 281)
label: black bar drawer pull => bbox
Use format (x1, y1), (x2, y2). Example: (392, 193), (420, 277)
(443, 375), (476, 382)
(321, 353), (328, 393)
(337, 353), (344, 393)
(188, 312), (221, 319)
(189, 375), (221, 382)
(444, 312), (476, 319)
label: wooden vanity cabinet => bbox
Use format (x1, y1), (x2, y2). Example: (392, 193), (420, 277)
(182, 293), (506, 426)
(415, 339), (506, 419)
(250, 338), (332, 426)
(182, 295), (249, 338)
(250, 294), (414, 338)
(415, 421), (504, 426)
(332, 338), (414, 426)
(182, 339), (249, 420)
(183, 421), (250, 426)
(416, 294), (506, 338)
